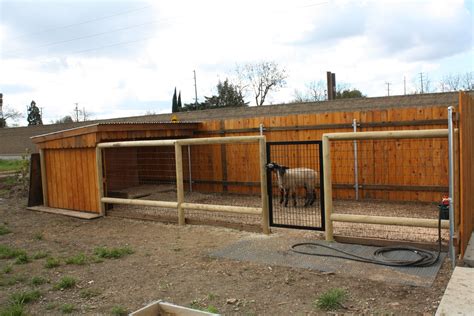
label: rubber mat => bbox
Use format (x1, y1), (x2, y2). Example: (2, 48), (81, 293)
(210, 235), (446, 287)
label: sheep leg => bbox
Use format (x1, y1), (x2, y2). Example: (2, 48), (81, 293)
(284, 189), (289, 207)
(303, 185), (310, 207)
(279, 188), (284, 204)
(309, 189), (316, 206)
(292, 191), (297, 207)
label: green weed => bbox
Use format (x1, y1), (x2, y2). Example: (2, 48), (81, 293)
(53, 276), (76, 290)
(0, 159), (22, 172)
(0, 245), (26, 259)
(65, 253), (87, 265)
(94, 246), (133, 259)
(10, 290), (41, 305)
(14, 254), (29, 265)
(0, 302), (24, 316)
(314, 288), (346, 310)
(2, 265), (12, 274)
(32, 251), (48, 260)
(60, 304), (75, 314)
(110, 305), (128, 316)
(0, 274), (26, 286)
(0, 225), (11, 236)
(45, 302), (57, 310)
(206, 305), (219, 313)
(30, 276), (47, 286)
(33, 233), (43, 241)
(79, 288), (101, 299)
(44, 257), (60, 269)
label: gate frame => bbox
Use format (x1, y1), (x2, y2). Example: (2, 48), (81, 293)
(266, 140), (325, 231)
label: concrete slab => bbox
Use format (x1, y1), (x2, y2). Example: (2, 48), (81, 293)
(436, 267), (474, 316)
(27, 206), (102, 219)
(210, 235), (445, 287)
(463, 232), (474, 267)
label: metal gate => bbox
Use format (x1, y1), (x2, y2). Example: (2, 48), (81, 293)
(266, 141), (325, 230)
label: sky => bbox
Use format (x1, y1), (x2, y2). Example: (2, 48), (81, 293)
(0, 0), (473, 126)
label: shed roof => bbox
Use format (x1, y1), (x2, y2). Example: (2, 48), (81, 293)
(31, 122), (200, 148)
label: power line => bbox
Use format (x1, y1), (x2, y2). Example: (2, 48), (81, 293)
(9, 5), (152, 41)
(3, 19), (166, 57)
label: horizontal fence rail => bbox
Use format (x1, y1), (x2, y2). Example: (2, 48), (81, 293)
(322, 128), (451, 243)
(97, 136), (270, 233)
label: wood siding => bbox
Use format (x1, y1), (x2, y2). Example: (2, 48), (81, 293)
(44, 148), (99, 213)
(459, 92), (474, 256)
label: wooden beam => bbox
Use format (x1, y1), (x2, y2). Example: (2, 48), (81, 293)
(323, 135), (334, 241)
(175, 143), (185, 225)
(259, 137), (270, 234)
(181, 202), (261, 215)
(330, 213), (449, 229)
(324, 129), (448, 141)
(96, 147), (105, 215)
(101, 197), (178, 209)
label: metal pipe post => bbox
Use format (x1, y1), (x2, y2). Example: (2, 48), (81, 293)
(353, 119), (359, 200)
(447, 106), (456, 268)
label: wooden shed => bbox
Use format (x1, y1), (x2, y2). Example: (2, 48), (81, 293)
(30, 122), (200, 217)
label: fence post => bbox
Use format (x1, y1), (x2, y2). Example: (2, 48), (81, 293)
(259, 137), (270, 234)
(95, 146), (105, 216)
(175, 142), (185, 225)
(322, 135), (334, 241)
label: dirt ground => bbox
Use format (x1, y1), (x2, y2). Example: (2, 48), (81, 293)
(0, 188), (452, 315)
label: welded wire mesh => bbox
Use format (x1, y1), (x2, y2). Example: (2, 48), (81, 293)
(267, 142), (323, 230)
(102, 142), (263, 229)
(329, 137), (449, 243)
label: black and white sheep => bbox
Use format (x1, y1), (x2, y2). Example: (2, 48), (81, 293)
(266, 162), (318, 207)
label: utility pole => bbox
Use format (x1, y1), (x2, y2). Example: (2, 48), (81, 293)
(74, 103), (80, 122)
(404, 76), (406, 95)
(419, 72), (424, 94)
(83, 107), (86, 121)
(385, 82), (391, 96)
(193, 70), (198, 107)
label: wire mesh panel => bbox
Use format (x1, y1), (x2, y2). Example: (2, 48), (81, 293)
(266, 141), (324, 230)
(329, 137), (449, 243)
(102, 142), (263, 231)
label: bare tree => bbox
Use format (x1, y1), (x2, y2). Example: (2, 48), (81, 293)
(0, 106), (23, 128)
(440, 73), (462, 92)
(293, 80), (326, 102)
(462, 72), (474, 90)
(235, 61), (287, 106)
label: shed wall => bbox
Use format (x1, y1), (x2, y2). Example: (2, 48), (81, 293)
(44, 148), (99, 213)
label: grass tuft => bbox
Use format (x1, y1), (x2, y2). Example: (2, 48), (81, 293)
(0, 159), (22, 172)
(53, 276), (76, 290)
(9, 290), (41, 305)
(30, 276), (47, 286)
(0, 245), (26, 259)
(0, 225), (11, 236)
(111, 305), (128, 316)
(0, 302), (24, 316)
(79, 288), (101, 299)
(2, 265), (12, 274)
(32, 251), (48, 260)
(314, 288), (347, 310)
(65, 253), (87, 265)
(60, 304), (75, 314)
(14, 253), (30, 265)
(44, 257), (60, 269)
(94, 246), (133, 259)
(33, 233), (43, 241)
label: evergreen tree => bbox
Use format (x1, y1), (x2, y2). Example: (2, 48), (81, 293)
(177, 91), (182, 111)
(172, 88), (178, 113)
(27, 100), (43, 125)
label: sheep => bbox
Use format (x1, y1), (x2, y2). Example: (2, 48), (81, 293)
(266, 162), (318, 207)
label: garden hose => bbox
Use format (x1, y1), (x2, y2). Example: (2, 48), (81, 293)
(290, 207), (442, 267)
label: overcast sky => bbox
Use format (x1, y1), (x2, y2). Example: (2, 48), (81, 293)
(0, 0), (473, 125)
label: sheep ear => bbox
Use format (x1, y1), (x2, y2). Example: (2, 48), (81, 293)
(278, 168), (286, 176)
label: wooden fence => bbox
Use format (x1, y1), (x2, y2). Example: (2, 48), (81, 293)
(459, 92), (474, 256)
(185, 106), (449, 202)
